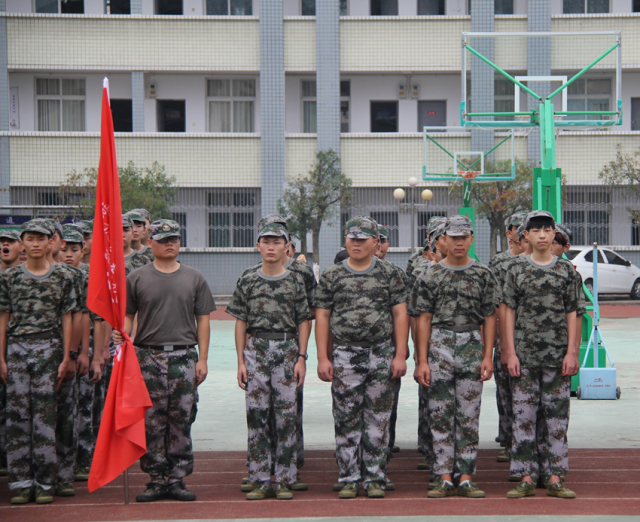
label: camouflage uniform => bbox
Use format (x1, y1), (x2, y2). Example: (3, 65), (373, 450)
(314, 224), (406, 488)
(227, 252), (310, 486)
(502, 246), (579, 480)
(241, 255), (317, 470)
(125, 250), (150, 274)
(0, 257), (77, 490)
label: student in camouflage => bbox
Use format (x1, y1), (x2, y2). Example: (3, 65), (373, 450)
(238, 214), (316, 492)
(227, 222), (311, 501)
(128, 209), (155, 262)
(405, 216), (445, 277)
(123, 214), (150, 274)
(501, 210), (579, 500)
(414, 215), (497, 499)
(113, 219), (215, 503)
(0, 228), (21, 477)
(315, 216), (408, 500)
(489, 212), (527, 460)
(0, 220), (77, 504)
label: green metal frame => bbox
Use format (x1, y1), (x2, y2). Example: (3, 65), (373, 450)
(459, 31), (621, 387)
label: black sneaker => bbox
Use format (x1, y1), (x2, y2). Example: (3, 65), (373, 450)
(136, 483), (168, 502)
(167, 482), (196, 501)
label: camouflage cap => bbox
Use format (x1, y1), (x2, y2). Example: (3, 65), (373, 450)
(122, 214), (133, 229)
(524, 210), (556, 231)
(149, 219), (181, 240)
(506, 212), (528, 229)
(432, 223), (447, 242)
(422, 238), (430, 251)
(427, 216), (447, 236)
(62, 229), (84, 245)
(75, 220), (94, 235)
(516, 224), (526, 241)
(257, 222), (289, 241)
(344, 216), (379, 239)
(135, 208), (151, 222)
(20, 218), (52, 238)
(126, 210), (146, 224)
(445, 215), (474, 236)
(555, 223), (572, 243)
(378, 225), (389, 240)
(257, 214), (288, 231)
(0, 229), (20, 241)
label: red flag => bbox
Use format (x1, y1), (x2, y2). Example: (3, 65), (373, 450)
(87, 78), (152, 493)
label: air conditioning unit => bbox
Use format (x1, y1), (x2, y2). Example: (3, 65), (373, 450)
(411, 84), (420, 98)
(148, 82), (157, 99)
(398, 84), (406, 99)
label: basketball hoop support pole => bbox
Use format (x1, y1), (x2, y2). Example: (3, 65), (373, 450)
(460, 179), (479, 260)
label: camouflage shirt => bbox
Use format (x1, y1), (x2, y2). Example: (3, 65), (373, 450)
(139, 246), (155, 262)
(226, 269), (311, 334)
(0, 263), (78, 342)
(240, 257), (317, 309)
(573, 268), (587, 316)
(406, 250), (424, 277)
(125, 250), (150, 275)
(413, 259), (497, 327)
(58, 262), (84, 314)
(502, 255), (580, 368)
(314, 257), (407, 343)
(407, 261), (434, 318)
(489, 249), (518, 304)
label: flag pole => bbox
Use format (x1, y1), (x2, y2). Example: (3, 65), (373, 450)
(124, 467), (130, 504)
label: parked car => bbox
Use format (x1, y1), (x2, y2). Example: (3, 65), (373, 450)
(566, 247), (640, 299)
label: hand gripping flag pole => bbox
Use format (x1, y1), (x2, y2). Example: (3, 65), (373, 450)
(87, 78), (152, 503)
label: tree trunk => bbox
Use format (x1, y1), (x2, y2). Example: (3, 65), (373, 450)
(498, 215), (508, 252)
(490, 225), (498, 259)
(300, 234), (308, 257)
(312, 225), (321, 264)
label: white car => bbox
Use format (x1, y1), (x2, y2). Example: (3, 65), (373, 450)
(567, 247), (640, 299)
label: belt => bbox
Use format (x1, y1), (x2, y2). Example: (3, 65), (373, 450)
(334, 338), (387, 348)
(437, 324), (481, 333)
(252, 332), (297, 341)
(18, 331), (60, 340)
(137, 344), (195, 352)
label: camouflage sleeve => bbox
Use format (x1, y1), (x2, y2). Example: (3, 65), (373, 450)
(226, 278), (249, 322)
(0, 271), (11, 313)
(413, 269), (436, 315)
(60, 271), (79, 316)
(407, 278), (421, 318)
(562, 261), (579, 315)
(501, 263), (518, 310)
(313, 269), (334, 310)
(388, 265), (407, 307)
(574, 269), (587, 316)
(480, 268), (498, 317)
(293, 274), (311, 325)
(125, 273), (138, 316)
(81, 271), (89, 314)
(194, 272), (217, 315)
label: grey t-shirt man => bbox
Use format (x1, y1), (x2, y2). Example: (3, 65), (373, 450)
(126, 263), (217, 346)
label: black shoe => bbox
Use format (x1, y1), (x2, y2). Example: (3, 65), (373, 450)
(136, 483), (167, 502)
(166, 481), (196, 501)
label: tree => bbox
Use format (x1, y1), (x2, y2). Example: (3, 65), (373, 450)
(278, 149), (353, 261)
(450, 158), (533, 258)
(59, 161), (177, 220)
(599, 143), (640, 222)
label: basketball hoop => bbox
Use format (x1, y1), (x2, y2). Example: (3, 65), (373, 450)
(458, 171), (481, 179)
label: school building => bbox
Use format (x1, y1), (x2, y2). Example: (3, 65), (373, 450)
(1, 0), (640, 292)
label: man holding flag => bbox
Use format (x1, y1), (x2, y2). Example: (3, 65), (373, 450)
(113, 219), (215, 502)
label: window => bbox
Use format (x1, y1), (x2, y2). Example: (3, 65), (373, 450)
(371, 0), (398, 15)
(635, 0), (640, 12)
(36, 0), (84, 13)
(207, 79), (255, 133)
(371, 101), (398, 132)
(301, 80), (317, 133)
(37, 190), (63, 207)
(155, 0), (182, 15)
(207, 190), (258, 247)
(604, 250), (627, 266)
(584, 249), (605, 263)
(301, 0), (315, 15)
(111, 99), (133, 132)
(107, 0), (130, 13)
(633, 221), (640, 246)
(36, 78), (85, 131)
(172, 212), (187, 247)
(418, 0), (444, 14)
(563, 0), (609, 13)
(370, 212), (399, 247)
(340, 0), (348, 15)
(494, 79), (515, 121)
(567, 78), (611, 120)
(157, 100), (185, 132)
(206, 0), (252, 15)
(564, 188), (610, 245)
(494, 0), (513, 14)
(340, 81), (350, 133)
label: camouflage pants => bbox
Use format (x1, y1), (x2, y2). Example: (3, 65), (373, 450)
(331, 339), (394, 487)
(428, 328), (483, 476)
(93, 358), (111, 441)
(295, 386), (304, 469)
(510, 367), (570, 479)
(494, 339), (513, 449)
(76, 357), (95, 470)
(6, 339), (60, 490)
(137, 347), (198, 486)
(244, 337), (298, 486)
(0, 381), (6, 466)
(388, 378), (401, 451)
(56, 372), (79, 484)
(417, 384), (432, 458)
